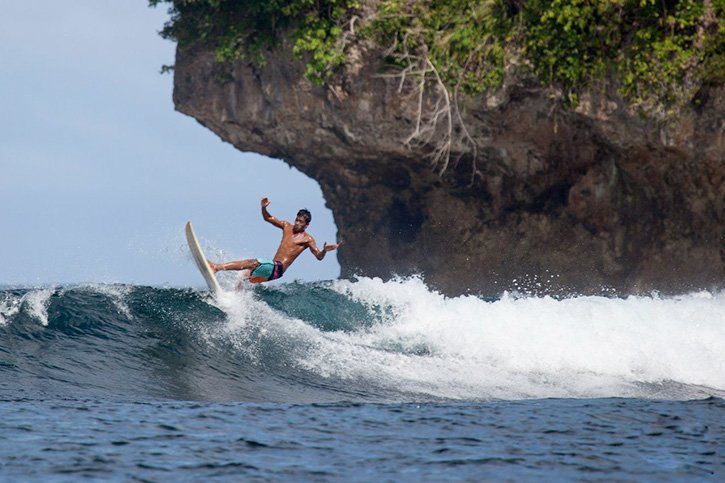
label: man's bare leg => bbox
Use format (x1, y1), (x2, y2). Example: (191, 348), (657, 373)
(207, 259), (259, 274)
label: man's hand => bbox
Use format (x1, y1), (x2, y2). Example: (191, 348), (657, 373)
(261, 197), (284, 228)
(323, 242), (341, 252)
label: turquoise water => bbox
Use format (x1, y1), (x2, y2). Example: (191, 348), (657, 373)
(1, 280), (723, 480)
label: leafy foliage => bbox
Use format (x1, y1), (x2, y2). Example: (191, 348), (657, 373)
(150, 0), (725, 113)
(149, 0), (359, 80)
(289, 2), (355, 84)
(366, 0), (512, 94)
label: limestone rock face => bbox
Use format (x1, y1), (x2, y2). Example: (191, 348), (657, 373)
(173, 43), (724, 295)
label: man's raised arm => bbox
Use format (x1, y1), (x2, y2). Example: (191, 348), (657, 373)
(261, 197), (285, 229)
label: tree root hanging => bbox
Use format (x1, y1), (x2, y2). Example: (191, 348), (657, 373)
(380, 45), (479, 181)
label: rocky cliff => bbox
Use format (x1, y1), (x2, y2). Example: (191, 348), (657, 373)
(172, 41), (724, 296)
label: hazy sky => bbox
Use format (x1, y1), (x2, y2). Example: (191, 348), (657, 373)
(0, 1), (340, 288)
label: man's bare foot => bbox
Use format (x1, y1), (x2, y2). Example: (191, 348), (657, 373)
(207, 259), (219, 273)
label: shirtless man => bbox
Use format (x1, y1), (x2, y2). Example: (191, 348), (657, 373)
(207, 197), (340, 284)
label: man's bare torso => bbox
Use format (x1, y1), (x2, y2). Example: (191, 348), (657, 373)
(273, 222), (311, 270)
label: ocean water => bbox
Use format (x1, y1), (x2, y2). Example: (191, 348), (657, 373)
(1, 278), (723, 481)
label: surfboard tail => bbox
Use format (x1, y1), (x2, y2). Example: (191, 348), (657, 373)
(185, 221), (223, 294)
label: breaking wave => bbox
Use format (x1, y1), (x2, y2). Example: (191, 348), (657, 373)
(1, 279), (723, 402)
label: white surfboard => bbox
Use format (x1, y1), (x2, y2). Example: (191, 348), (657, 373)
(185, 221), (222, 294)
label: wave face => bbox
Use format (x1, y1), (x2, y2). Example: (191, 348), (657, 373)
(1, 279), (723, 402)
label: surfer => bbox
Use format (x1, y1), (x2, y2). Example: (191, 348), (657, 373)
(207, 197), (340, 284)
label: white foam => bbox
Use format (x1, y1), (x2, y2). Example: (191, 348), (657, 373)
(198, 288), (275, 363)
(21, 288), (55, 326)
(0, 293), (22, 326)
(84, 283), (134, 319)
(217, 277), (725, 400)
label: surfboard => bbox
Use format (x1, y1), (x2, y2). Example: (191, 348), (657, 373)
(185, 221), (222, 294)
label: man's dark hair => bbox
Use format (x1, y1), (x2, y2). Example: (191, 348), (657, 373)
(297, 209), (311, 224)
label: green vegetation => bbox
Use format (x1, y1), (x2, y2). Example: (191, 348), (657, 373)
(150, 0), (724, 113)
(149, 0), (360, 83)
(365, 0), (512, 95)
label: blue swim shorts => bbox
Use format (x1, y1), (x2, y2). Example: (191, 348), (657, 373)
(250, 259), (285, 281)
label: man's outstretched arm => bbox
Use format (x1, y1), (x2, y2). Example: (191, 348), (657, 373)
(261, 197), (285, 229)
(308, 238), (340, 261)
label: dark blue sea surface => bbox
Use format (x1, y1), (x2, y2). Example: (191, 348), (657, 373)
(1, 281), (724, 480)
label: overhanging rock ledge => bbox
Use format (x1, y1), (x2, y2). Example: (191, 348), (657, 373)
(173, 43), (724, 296)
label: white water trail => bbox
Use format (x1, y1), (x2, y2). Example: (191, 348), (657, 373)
(225, 277), (724, 401)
